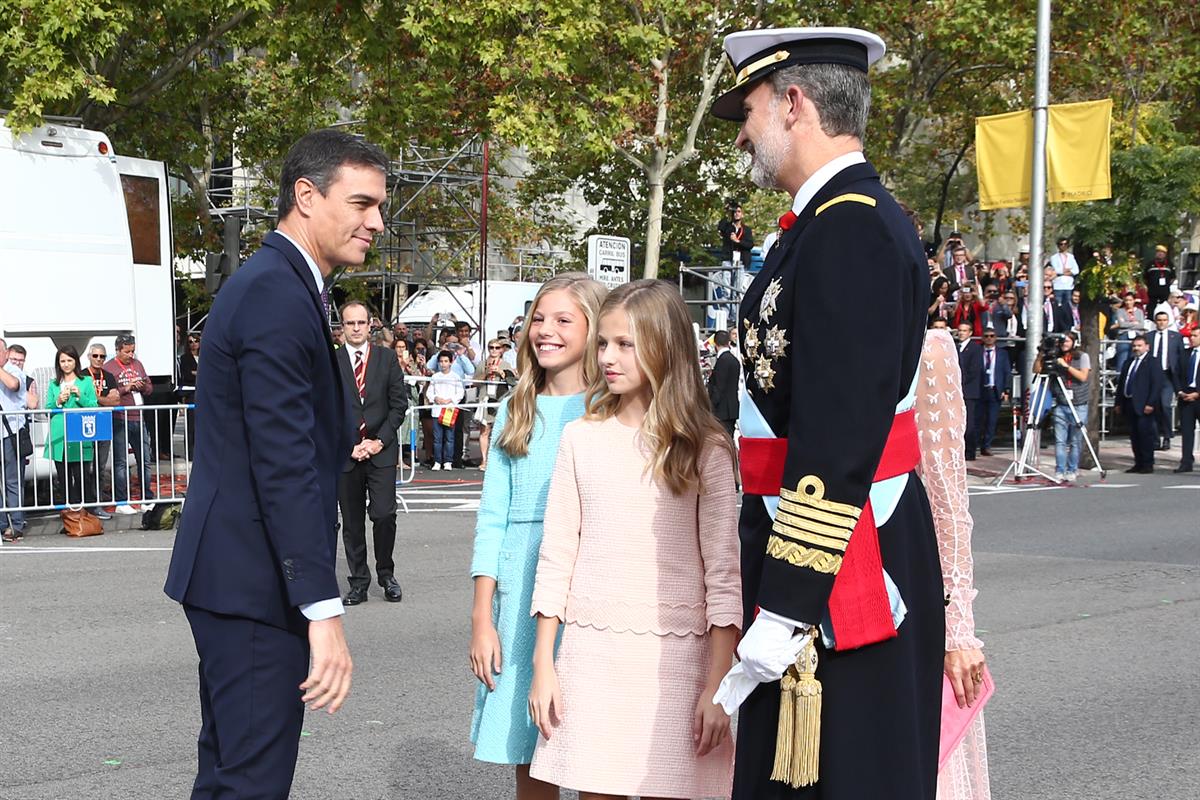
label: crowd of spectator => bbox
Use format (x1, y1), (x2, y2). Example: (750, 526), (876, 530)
(927, 232), (1199, 478)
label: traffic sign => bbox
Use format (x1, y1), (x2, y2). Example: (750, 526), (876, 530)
(586, 235), (631, 290)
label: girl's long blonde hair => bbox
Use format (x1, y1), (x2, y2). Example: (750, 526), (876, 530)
(496, 273), (607, 457)
(586, 279), (735, 495)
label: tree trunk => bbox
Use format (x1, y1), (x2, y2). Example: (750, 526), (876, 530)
(642, 170), (666, 279)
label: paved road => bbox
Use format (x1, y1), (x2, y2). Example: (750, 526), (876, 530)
(1, 468), (1197, 799)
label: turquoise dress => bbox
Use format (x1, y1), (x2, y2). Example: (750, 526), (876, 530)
(469, 393), (585, 764)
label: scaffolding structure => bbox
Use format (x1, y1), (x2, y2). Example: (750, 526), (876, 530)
(197, 135), (570, 330)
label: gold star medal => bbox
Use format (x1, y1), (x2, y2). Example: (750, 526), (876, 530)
(760, 278), (783, 323)
(743, 319), (761, 359)
(754, 355), (776, 391)
(763, 325), (790, 359)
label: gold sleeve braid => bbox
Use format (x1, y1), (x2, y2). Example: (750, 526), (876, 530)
(769, 475), (861, 575)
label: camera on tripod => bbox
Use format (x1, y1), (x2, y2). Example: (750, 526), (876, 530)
(1039, 333), (1067, 372)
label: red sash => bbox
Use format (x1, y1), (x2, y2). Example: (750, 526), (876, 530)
(740, 409), (921, 650)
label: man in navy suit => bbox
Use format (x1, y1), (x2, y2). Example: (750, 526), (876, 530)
(165, 130), (388, 798)
(707, 329), (740, 436)
(976, 327), (1011, 456)
(1117, 334), (1164, 473)
(1147, 311), (1183, 450)
(956, 322), (984, 460)
(1175, 328), (1200, 473)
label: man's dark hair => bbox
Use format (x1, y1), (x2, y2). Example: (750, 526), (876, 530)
(115, 333), (136, 349)
(768, 63), (870, 140)
(1155, 310), (1170, 319)
(1132, 334), (1148, 345)
(436, 350), (454, 363)
(8, 343), (26, 356)
(277, 130), (389, 221)
(714, 330), (731, 347)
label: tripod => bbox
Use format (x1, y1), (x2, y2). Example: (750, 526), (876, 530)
(994, 372), (1106, 485)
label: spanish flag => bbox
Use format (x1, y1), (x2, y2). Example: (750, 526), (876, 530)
(975, 98), (1112, 210)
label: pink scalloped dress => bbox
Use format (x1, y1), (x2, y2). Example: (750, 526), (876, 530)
(529, 416), (741, 798)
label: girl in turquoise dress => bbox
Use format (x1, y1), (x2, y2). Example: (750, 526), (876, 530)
(469, 274), (607, 797)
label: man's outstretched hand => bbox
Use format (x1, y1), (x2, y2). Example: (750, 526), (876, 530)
(300, 617), (353, 713)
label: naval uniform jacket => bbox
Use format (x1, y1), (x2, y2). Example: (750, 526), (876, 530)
(732, 160), (943, 800)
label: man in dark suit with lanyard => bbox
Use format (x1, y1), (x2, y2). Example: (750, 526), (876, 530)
(708, 329), (741, 435)
(165, 130), (387, 798)
(336, 300), (408, 605)
(977, 327), (1011, 456)
(710, 27), (942, 800)
(956, 322), (983, 460)
(1174, 327), (1200, 473)
(1117, 334), (1164, 473)
(1147, 311), (1183, 450)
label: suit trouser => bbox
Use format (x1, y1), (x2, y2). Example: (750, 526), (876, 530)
(1130, 411), (1158, 467)
(1154, 375), (1175, 441)
(184, 605), (308, 800)
(1179, 399), (1197, 468)
(977, 393), (1001, 451)
(338, 458), (398, 590)
(963, 395), (979, 457)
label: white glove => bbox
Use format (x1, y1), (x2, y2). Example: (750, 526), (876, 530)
(711, 613), (813, 715)
(737, 612), (811, 682)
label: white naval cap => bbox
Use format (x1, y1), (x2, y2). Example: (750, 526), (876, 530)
(710, 27), (886, 122)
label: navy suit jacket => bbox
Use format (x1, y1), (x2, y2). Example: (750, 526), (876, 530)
(1147, 329), (1184, 389)
(980, 346), (1011, 399)
(1118, 355), (1165, 416)
(165, 232), (354, 633)
(1177, 348), (1200, 393)
(958, 340), (984, 400)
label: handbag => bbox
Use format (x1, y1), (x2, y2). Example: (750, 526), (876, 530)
(939, 664), (994, 771)
(2, 413), (32, 459)
(61, 509), (104, 538)
(437, 406), (459, 427)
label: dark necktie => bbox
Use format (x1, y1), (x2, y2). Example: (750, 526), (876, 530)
(320, 286), (331, 321)
(354, 349), (367, 440)
(1125, 357), (1140, 398)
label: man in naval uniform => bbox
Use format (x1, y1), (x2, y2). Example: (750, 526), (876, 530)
(710, 28), (944, 799)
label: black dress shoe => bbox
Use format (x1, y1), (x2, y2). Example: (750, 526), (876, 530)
(1124, 466), (1143, 473)
(380, 576), (403, 603)
(1173, 465), (1193, 473)
(1137, 466), (1155, 474)
(980, 448), (993, 457)
(343, 586), (369, 606)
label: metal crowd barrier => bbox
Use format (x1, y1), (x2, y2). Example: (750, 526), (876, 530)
(0, 404), (193, 516)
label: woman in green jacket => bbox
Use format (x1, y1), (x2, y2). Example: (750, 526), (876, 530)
(45, 346), (99, 506)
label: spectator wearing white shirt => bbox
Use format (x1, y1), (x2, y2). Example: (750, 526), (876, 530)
(1049, 237), (1079, 309)
(0, 337), (29, 541)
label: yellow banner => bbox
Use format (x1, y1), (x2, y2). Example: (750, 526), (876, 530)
(976, 109), (1034, 211)
(1047, 98), (1112, 203)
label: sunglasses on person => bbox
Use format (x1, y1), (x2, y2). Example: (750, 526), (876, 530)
(90, 353), (106, 359)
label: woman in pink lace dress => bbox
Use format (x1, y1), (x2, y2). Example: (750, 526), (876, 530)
(916, 328), (992, 800)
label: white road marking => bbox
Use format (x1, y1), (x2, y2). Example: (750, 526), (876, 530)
(0, 546), (173, 554)
(1164, 484), (1200, 489)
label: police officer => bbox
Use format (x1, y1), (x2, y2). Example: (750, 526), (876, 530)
(711, 27), (943, 800)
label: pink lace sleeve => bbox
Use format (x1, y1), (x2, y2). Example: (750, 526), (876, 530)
(915, 330), (983, 652)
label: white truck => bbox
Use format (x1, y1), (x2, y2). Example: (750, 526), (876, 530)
(395, 280), (541, 343)
(0, 117), (176, 386)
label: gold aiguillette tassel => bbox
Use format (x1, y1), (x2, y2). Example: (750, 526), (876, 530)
(770, 633), (822, 789)
(769, 666), (797, 785)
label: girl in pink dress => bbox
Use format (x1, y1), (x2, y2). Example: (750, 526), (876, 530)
(528, 279), (741, 799)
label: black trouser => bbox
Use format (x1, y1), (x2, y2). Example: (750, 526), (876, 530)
(337, 459), (398, 590)
(720, 418), (736, 437)
(1179, 398), (1196, 468)
(963, 394), (979, 457)
(54, 459), (96, 506)
(1154, 373), (1175, 441)
(1129, 409), (1158, 468)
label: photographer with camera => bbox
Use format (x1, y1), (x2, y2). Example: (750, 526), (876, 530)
(1034, 331), (1091, 482)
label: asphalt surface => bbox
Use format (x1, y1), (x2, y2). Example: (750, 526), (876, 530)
(1, 466), (1197, 800)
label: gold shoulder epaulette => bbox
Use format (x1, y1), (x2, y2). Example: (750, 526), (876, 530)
(815, 192), (876, 216)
